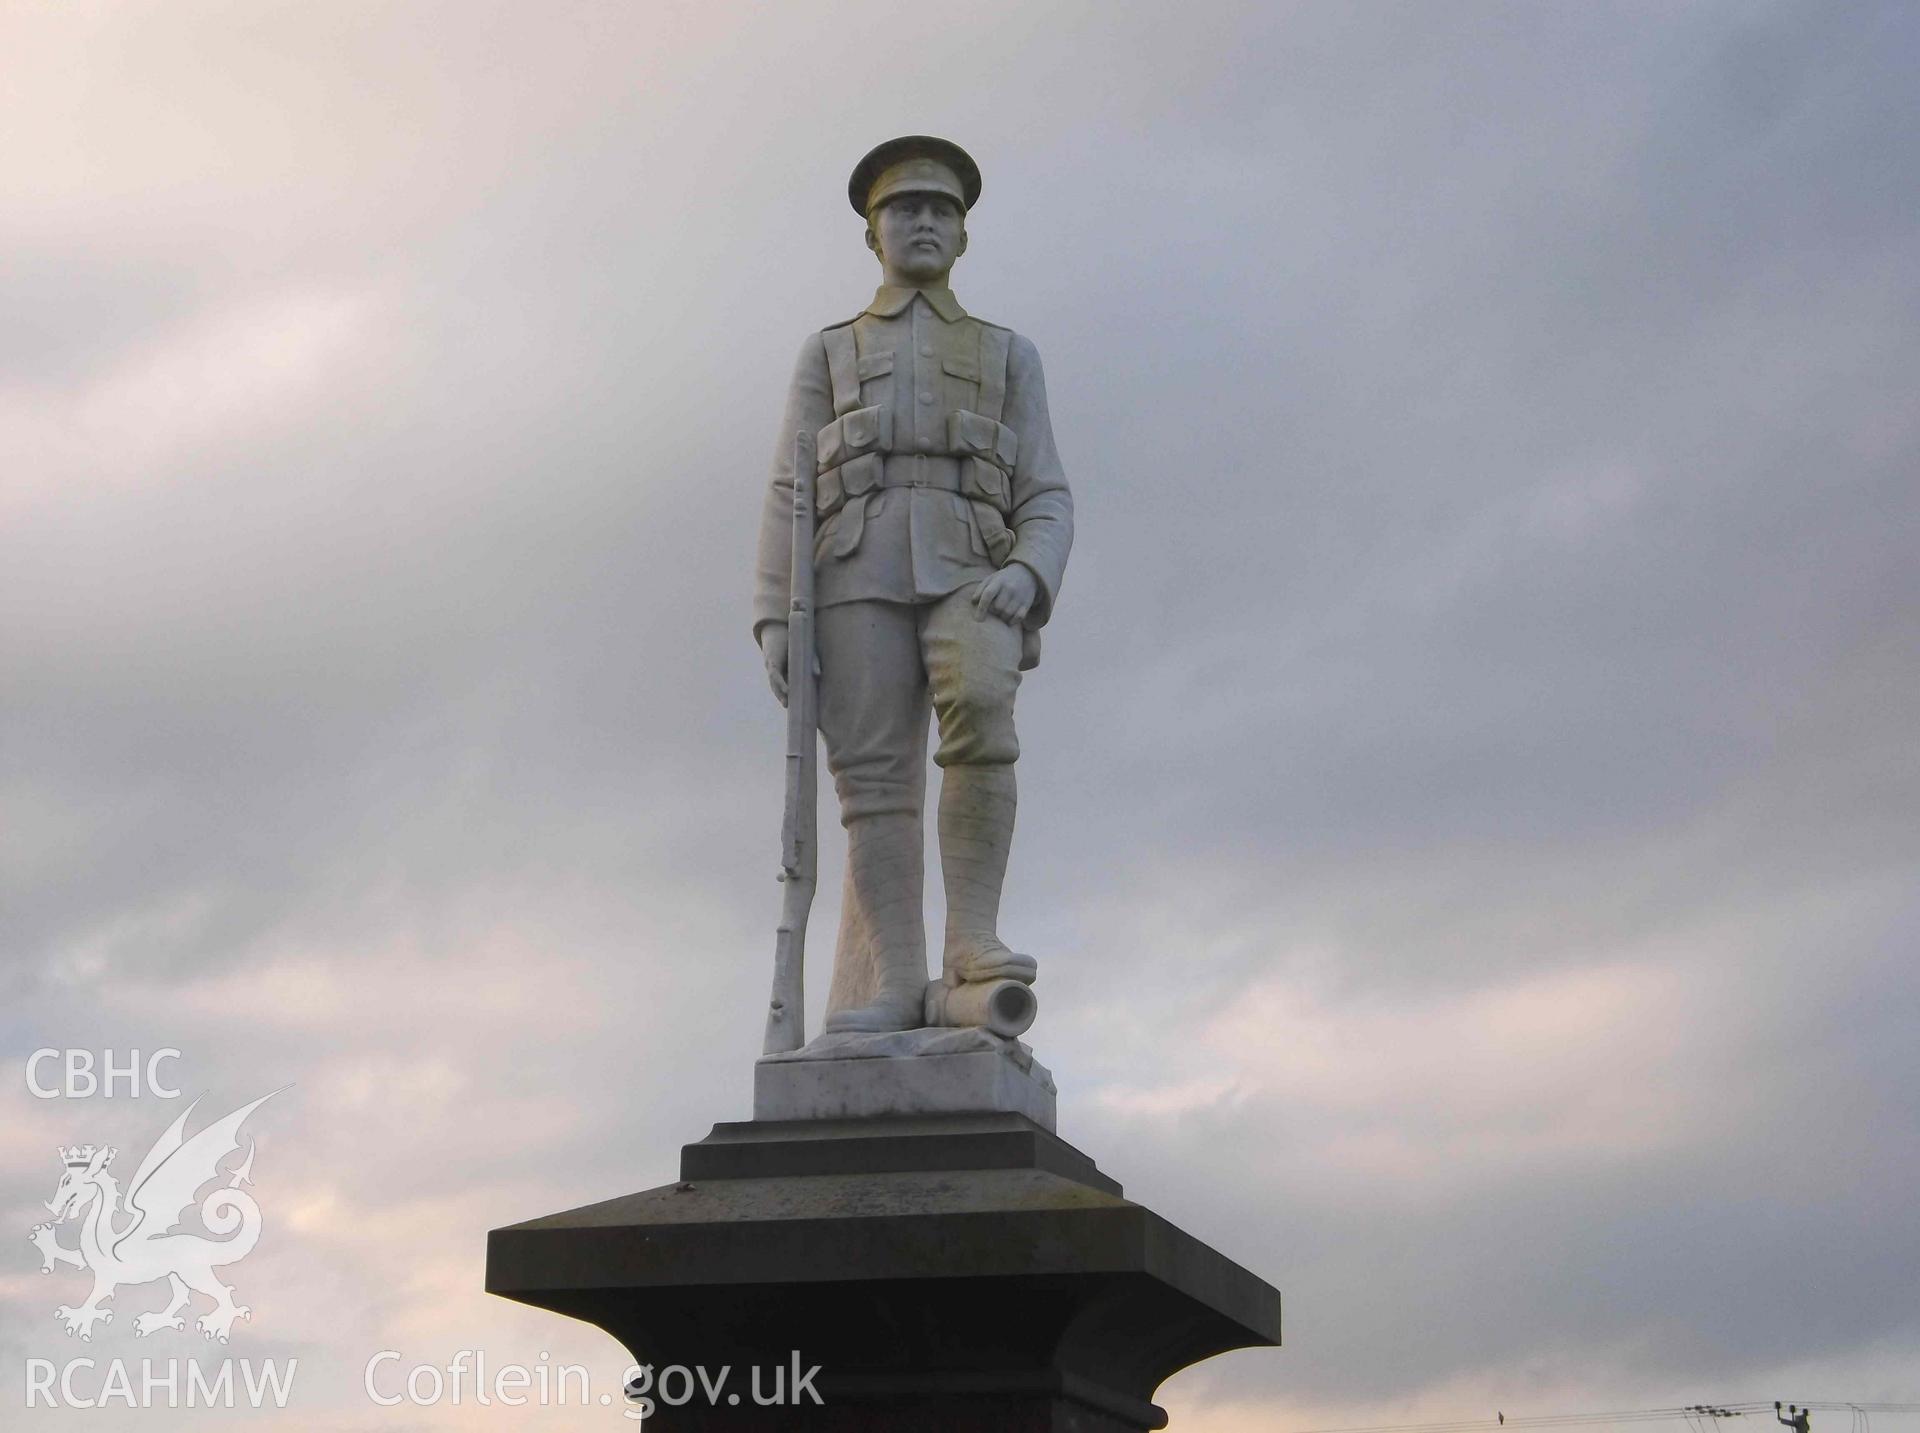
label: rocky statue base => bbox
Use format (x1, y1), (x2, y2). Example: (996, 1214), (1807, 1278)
(755, 1025), (1057, 1128)
(486, 1112), (1281, 1431)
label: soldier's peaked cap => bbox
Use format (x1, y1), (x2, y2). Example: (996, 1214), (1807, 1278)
(848, 135), (982, 217)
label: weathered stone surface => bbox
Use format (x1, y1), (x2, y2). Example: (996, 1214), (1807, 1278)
(762, 1025), (1035, 1064)
(755, 1033), (1056, 1128)
(486, 1115), (1280, 1431)
(756, 136), (1070, 1045)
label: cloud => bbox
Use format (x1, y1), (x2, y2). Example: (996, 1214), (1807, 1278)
(5, 1), (1918, 1429)
(0, 285), (376, 511)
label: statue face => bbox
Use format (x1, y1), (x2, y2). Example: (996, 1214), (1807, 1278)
(867, 193), (967, 284)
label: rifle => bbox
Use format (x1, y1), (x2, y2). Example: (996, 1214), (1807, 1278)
(763, 429), (817, 1055)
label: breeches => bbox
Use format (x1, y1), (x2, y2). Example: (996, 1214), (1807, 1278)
(814, 586), (1023, 823)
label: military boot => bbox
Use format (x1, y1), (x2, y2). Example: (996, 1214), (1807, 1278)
(937, 764), (1038, 989)
(823, 812), (930, 1033)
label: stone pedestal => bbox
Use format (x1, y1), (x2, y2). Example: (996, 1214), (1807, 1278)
(755, 1027), (1057, 1129)
(486, 1113), (1280, 1430)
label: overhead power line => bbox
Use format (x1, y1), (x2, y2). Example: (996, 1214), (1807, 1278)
(1290, 1403), (1920, 1433)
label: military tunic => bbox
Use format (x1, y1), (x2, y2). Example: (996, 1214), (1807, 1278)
(753, 284), (1073, 641)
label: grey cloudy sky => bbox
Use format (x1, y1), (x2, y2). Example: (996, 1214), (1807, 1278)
(4, 2), (1917, 1428)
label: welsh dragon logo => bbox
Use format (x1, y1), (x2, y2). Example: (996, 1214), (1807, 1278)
(29, 1090), (281, 1343)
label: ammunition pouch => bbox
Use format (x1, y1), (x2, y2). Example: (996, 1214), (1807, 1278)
(947, 413), (1016, 554)
(815, 405), (891, 518)
(947, 412), (1017, 489)
(817, 404), (890, 470)
(813, 402), (1019, 566)
(815, 453), (881, 520)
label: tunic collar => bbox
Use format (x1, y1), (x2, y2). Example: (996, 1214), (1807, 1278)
(865, 284), (967, 322)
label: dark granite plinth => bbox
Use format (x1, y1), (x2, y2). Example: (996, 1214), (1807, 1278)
(486, 1114), (1280, 1431)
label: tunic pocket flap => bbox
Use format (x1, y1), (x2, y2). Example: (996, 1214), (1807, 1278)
(817, 493), (866, 560)
(962, 456), (1011, 512)
(975, 504), (1014, 564)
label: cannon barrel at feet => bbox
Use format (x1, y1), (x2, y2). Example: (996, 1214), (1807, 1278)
(925, 977), (1036, 1039)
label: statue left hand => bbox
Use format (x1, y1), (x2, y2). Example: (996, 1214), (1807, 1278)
(973, 563), (1038, 625)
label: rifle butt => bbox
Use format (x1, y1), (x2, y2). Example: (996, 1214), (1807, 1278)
(763, 887), (812, 1055)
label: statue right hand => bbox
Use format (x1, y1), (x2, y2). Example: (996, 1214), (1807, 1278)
(761, 624), (790, 707)
(761, 624), (820, 709)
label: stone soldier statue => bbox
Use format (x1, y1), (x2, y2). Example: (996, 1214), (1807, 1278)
(753, 136), (1073, 1036)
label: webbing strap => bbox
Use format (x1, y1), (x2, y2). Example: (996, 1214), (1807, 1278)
(822, 326), (861, 416)
(976, 326), (1011, 423)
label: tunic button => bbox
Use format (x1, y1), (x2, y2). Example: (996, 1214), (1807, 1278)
(918, 391), (933, 404)
(920, 346), (933, 357)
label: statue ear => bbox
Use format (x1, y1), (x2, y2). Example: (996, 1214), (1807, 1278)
(956, 228), (968, 258)
(865, 225), (880, 257)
